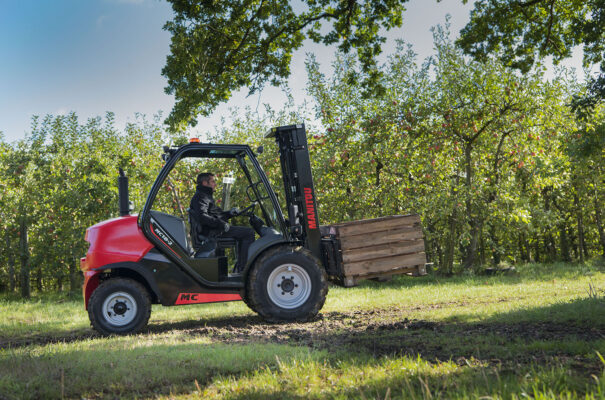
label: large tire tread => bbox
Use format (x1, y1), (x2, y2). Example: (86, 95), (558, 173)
(88, 278), (151, 336)
(246, 245), (328, 322)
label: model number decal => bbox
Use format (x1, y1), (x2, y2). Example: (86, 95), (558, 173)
(151, 219), (173, 246)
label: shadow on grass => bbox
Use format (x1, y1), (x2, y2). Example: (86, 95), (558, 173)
(1, 298), (604, 399)
(3, 297), (603, 359)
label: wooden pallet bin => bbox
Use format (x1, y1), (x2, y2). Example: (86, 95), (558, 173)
(323, 214), (427, 287)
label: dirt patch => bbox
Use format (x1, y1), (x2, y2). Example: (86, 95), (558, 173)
(146, 307), (605, 374)
(2, 305), (603, 375)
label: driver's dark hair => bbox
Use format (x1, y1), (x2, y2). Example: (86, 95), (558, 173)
(196, 172), (215, 186)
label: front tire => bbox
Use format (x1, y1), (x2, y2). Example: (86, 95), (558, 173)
(247, 246), (328, 322)
(88, 278), (151, 336)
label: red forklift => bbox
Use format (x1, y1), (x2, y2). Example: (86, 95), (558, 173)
(81, 124), (347, 335)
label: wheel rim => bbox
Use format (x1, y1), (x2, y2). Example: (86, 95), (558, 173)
(267, 263), (312, 309)
(101, 291), (138, 327)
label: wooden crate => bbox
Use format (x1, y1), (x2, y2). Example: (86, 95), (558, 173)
(322, 214), (427, 287)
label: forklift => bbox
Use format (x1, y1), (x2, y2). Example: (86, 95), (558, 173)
(81, 124), (344, 335)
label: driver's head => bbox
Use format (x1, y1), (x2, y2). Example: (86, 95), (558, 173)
(197, 172), (217, 191)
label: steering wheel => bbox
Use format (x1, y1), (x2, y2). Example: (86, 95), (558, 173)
(237, 202), (257, 217)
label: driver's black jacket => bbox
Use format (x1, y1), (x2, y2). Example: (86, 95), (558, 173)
(189, 184), (230, 237)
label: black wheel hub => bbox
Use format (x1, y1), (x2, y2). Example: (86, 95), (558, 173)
(113, 301), (128, 315)
(280, 277), (295, 292)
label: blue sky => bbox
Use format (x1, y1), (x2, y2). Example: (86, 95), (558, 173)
(0, 0), (585, 142)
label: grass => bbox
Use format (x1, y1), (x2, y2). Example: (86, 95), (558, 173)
(0, 260), (604, 399)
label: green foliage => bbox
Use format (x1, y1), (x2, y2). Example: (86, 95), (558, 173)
(457, 0), (605, 116)
(0, 113), (168, 294)
(457, 0), (603, 72)
(162, 0), (409, 130)
(303, 26), (593, 273)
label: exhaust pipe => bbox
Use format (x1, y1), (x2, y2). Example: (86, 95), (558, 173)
(118, 168), (130, 216)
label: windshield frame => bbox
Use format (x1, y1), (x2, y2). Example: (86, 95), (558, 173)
(140, 143), (289, 238)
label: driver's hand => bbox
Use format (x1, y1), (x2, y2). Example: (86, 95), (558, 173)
(229, 207), (240, 217)
(222, 222), (230, 232)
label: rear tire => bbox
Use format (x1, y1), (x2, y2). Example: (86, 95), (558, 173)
(246, 246), (328, 322)
(88, 278), (151, 336)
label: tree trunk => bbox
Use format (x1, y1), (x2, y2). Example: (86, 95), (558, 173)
(542, 188), (557, 261)
(594, 187), (605, 258)
(569, 225), (578, 261)
(6, 233), (15, 292)
(547, 232), (557, 261)
(462, 144), (480, 269)
(19, 217), (30, 299)
(533, 238), (540, 263)
(523, 232), (530, 262)
(519, 232), (530, 263)
(574, 193), (585, 263)
(35, 265), (42, 292)
(56, 274), (63, 292)
(443, 212), (457, 275)
(490, 224), (501, 266)
(70, 258), (79, 293)
(559, 224), (571, 262)
(479, 224), (486, 266)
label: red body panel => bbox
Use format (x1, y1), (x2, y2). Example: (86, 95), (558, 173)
(81, 215), (153, 308)
(83, 215), (153, 269)
(174, 293), (242, 305)
(81, 214), (243, 309)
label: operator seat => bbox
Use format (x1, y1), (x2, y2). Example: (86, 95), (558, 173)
(187, 208), (217, 258)
(187, 208), (238, 259)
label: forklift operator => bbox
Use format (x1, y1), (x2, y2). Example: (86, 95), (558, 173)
(190, 173), (255, 271)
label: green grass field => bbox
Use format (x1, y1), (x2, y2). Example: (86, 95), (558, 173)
(1, 261), (604, 399)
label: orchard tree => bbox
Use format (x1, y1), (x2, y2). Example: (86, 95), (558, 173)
(458, 0), (605, 116)
(566, 108), (605, 257)
(0, 136), (17, 292)
(0, 112), (172, 295)
(305, 46), (433, 223)
(305, 26), (578, 271)
(162, 0), (409, 130)
(2, 117), (50, 298)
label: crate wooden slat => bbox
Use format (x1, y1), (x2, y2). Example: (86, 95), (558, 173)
(331, 214), (421, 236)
(339, 226), (423, 250)
(344, 252), (427, 276)
(342, 240), (425, 263)
(323, 214), (427, 286)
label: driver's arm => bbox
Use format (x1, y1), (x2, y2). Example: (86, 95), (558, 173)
(193, 196), (226, 228)
(220, 208), (239, 220)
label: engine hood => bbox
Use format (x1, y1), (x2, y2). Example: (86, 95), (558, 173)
(82, 215), (154, 271)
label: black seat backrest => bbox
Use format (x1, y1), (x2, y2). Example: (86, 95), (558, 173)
(187, 208), (217, 256)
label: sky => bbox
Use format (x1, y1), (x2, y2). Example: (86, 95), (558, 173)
(0, 0), (586, 142)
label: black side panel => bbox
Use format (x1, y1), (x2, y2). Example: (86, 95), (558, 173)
(141, 249), (239, 305)
(95, 261), (165, 304)
(150, 210), (189, 252)
(189, 257), (228, 281)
